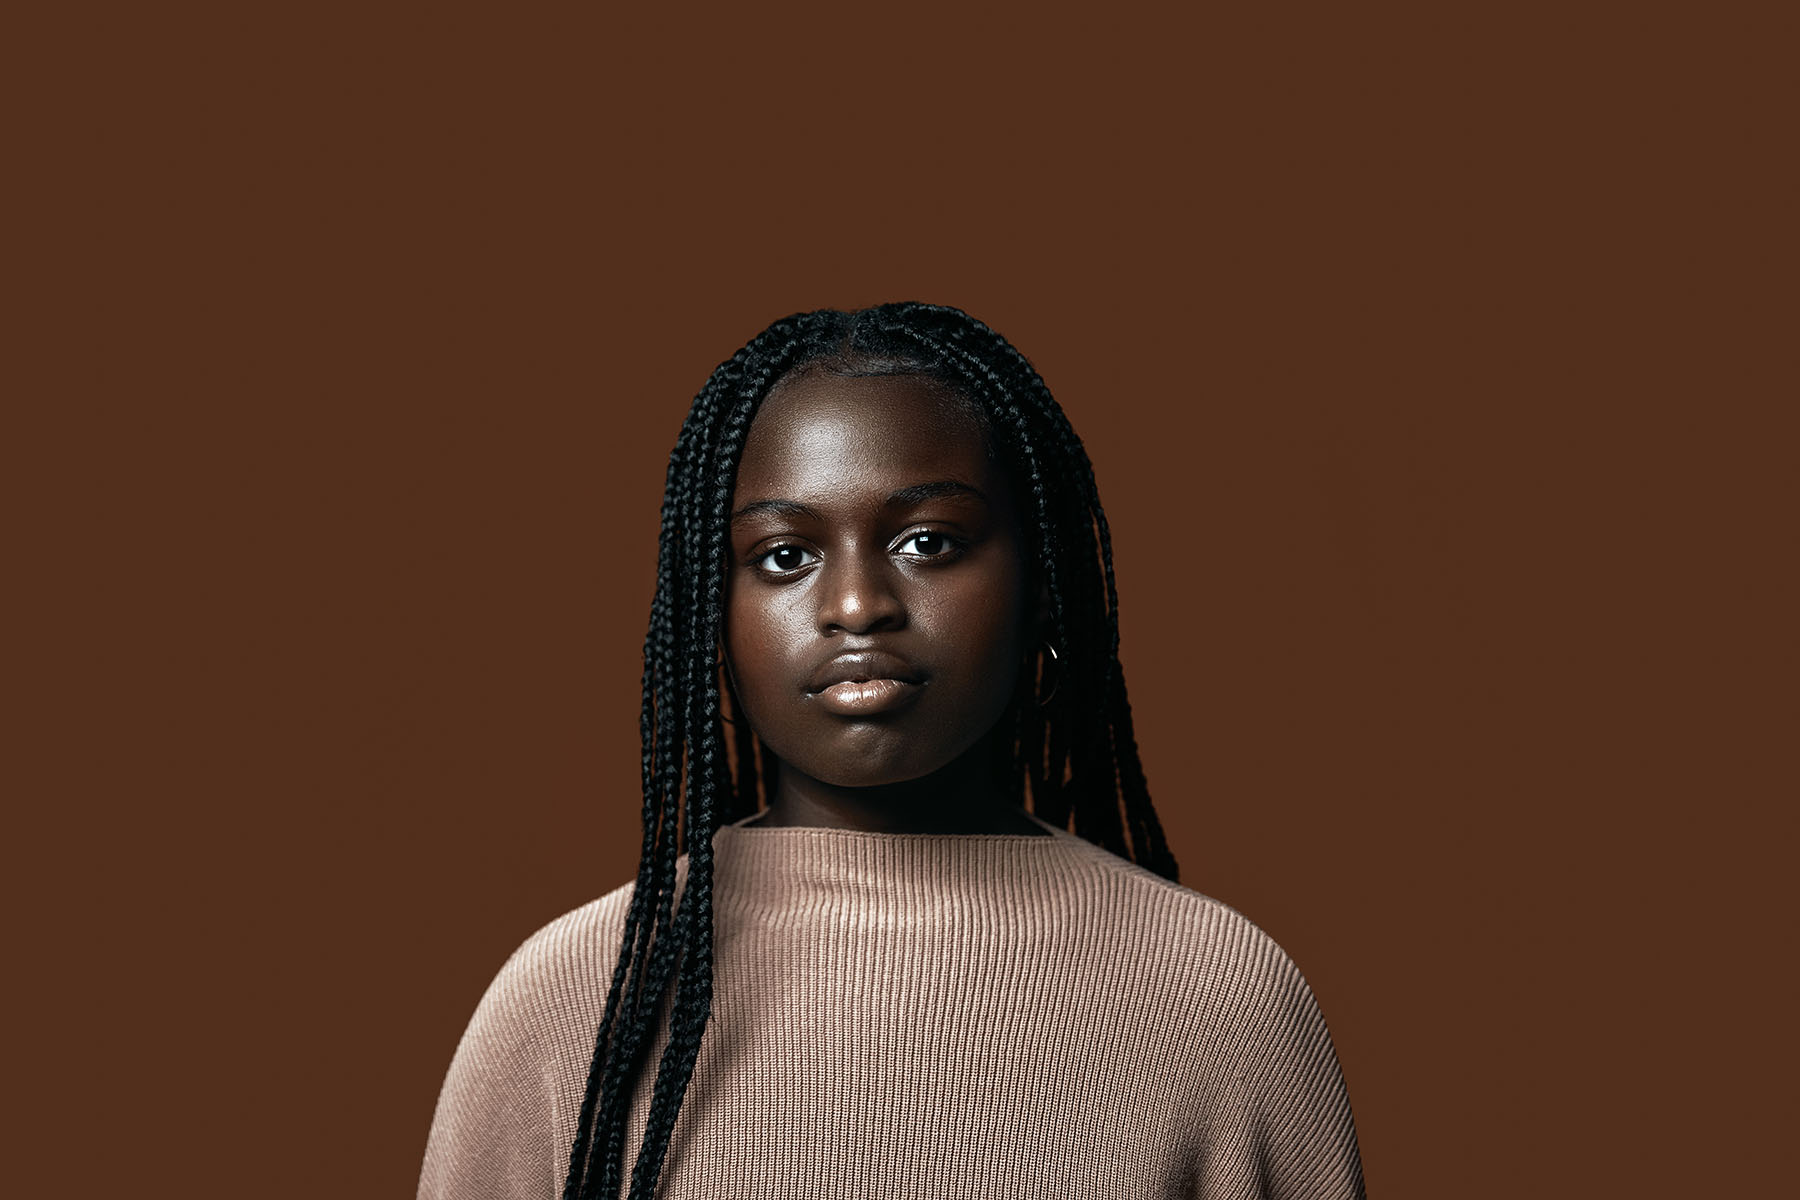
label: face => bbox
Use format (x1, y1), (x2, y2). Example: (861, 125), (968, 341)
(724, 370), (1031, 790)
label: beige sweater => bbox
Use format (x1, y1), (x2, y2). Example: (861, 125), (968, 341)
(419, 814), (1365, 1199)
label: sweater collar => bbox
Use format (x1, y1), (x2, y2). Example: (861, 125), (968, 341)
(707, 812), (1088, 914)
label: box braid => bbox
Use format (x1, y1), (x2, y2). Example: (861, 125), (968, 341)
(563, 303), (1178, 1200)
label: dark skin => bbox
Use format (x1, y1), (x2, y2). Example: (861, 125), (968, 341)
(724, 369), (1050, 836)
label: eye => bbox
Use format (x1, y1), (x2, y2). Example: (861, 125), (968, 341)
(895, 530), (960, 559)
(753, 544), (818, 575)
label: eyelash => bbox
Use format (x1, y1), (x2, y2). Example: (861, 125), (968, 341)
(749, 531), (965, 576)
(751, 544), (819, 575)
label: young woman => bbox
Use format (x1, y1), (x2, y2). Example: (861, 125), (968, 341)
(419, 303), (1365, 1199)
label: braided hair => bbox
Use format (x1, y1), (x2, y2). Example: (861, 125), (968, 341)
(562, 302), (1179, 1199)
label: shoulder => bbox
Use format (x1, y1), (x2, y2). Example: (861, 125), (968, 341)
(499, 880), (640, 992)
(1052, 832), (1335, 1059)
(465, 878), (641, 1056)
(1053, 830), (1295, 974)
(420, 879), (644, 1198)
(1055, 836), (1364, 1190)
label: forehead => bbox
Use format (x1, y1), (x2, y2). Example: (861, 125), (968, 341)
(733, 372), (1000, 501)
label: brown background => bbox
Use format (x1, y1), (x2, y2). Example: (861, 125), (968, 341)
(12, 2), (1793, 1197)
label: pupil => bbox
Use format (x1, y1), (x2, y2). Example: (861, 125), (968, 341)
(917, 534), (940, 553)
(775, 548), (799, 568)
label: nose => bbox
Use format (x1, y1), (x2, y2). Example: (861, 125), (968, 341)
(815, 551), (906, 636)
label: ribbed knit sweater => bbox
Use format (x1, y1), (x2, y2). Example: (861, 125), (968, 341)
(419, 814), (1365, 1199)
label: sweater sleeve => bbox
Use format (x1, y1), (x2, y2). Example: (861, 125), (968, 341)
(1191, 935), (1366, 1200)
(417, 952), (564, 1200)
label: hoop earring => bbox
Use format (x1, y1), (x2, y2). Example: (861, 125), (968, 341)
(1036, 641), (1062, 707)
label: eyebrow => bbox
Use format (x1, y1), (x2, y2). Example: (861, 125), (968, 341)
(730, 479), (988, 524)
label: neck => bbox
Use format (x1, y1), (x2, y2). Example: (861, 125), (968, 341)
(753, 734), (1048, 836)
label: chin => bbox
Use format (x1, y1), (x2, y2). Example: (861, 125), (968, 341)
(752, 705), (1013, 794)
(810, 732), (1000, 792)
(804, 753), (936, 790)
(761, 731), (952, 792)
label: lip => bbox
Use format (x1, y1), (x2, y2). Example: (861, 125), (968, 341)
(813, 677), (924, 716)
(806, 651), (926, 717)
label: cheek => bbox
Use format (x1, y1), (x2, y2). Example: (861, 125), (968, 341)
(920, 565), (1031, 690)
(723, 583), (800, 713)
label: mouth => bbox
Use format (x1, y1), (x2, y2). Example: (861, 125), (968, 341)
(806, 651), (926, 717)
(811, 676), (925, 717)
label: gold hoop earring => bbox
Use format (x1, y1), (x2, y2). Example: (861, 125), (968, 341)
(1036, 641), (1062, 708)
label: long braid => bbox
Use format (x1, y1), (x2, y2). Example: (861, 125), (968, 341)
(563, 323), (804, 1199)
(568, 385), (709, 1198)
(570, 302), (1179, 1199)
(562, 372), (722, 1198)
(631, 326), (829, 1197)
(603, 372), (727, 1197)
